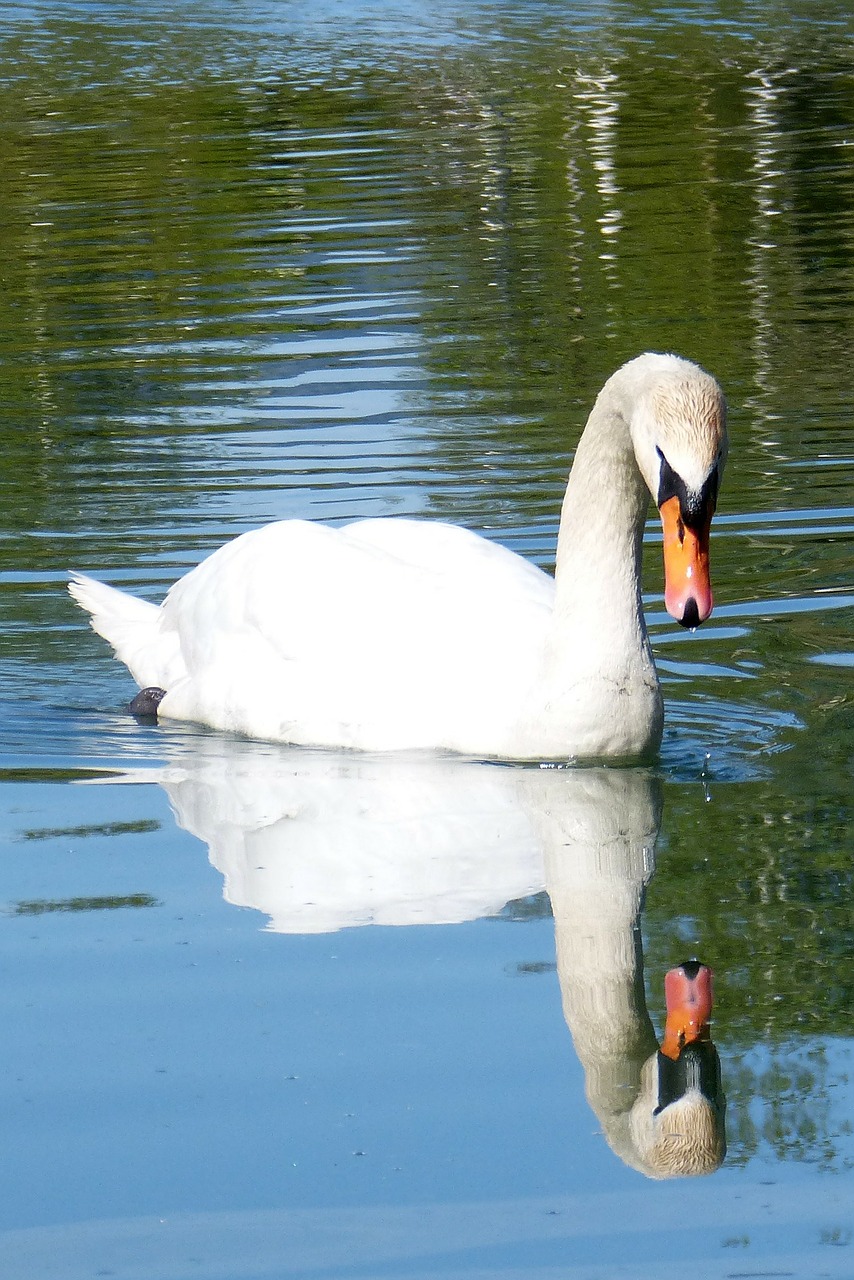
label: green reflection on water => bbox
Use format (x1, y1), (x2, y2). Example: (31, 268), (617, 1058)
(11, 893), (160, 915)
(17, 818), (161, 842)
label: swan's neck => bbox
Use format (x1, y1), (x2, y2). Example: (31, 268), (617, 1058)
(510, 378), (662, 760)
(524, 767), (660, 1134)
(552, 387), (651, 662)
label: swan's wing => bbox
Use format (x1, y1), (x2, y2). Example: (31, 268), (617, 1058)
(344, 517), (553, 604)
(158, 518), (555, 749)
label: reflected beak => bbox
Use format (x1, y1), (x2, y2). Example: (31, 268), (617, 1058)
(655, 963), (723, 1123)
(659, 494), (713, 628)
(660, 962), (714, 1060)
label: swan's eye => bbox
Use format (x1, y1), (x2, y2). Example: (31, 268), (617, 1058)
(656, 446), (718, 529)
(656, 447), (681, 509)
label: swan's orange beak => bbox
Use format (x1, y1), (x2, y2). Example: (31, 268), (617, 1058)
(660, 963), (714, 1060)
(659, 495), (713, 628)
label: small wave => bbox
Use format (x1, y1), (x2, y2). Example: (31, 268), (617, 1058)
(660, 695), (802, 783)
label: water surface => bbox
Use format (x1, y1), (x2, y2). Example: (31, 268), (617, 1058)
(1, 2), (853, 1276)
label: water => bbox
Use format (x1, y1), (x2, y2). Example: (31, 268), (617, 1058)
(1, 2), (853, 1275)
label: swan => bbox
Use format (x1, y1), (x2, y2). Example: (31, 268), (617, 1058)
(68, 351), (727, 760)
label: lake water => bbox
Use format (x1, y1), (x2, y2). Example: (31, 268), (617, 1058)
(1, 2), (853, 1276)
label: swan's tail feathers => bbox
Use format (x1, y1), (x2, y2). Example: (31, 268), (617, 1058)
(68, 572), (181, 690)
(68, 572), (159, 632)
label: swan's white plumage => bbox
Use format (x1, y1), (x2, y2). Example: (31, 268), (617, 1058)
(69, 352), (727, 760)
(71, 517), (554, 752)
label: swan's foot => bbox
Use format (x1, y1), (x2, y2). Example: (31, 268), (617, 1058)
(129, 687), (166, 720)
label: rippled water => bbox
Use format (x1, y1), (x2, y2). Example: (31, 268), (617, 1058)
(1, 3), (853, 1277)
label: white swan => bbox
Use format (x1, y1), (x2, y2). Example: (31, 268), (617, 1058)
(69, 352), (727, 759)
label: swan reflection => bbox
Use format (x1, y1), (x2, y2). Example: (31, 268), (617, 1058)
(142, 741), (726, 1177)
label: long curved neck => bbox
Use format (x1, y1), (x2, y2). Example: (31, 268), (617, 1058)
(552, 381), (651, 661)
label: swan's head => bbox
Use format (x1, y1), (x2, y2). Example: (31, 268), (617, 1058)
(627, 354), (728, 628)
(631, 960), (727, 1178)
